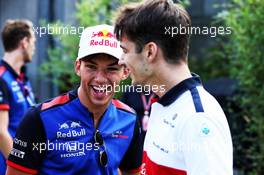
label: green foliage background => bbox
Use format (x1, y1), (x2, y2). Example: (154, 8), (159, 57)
(41, 0), (136, 94)
(190, 0), (264, 174)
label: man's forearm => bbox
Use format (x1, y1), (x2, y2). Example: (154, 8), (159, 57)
(0, 132), (13, 158)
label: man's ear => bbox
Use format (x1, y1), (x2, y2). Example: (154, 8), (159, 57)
(121, 66), (130, 80)
(144, 42), (158, 63)
(75, 60), (81, 77)
(20, 37), (29, 49)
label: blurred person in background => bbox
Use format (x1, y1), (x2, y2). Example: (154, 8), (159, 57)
(0, 19), (36, 175)
(121, 87), (158, 141)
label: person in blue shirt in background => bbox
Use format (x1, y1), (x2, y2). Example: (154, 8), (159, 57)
(121, 88), (158, 139)
(0, 19), (36, 175)
(6, 24), (142, 175)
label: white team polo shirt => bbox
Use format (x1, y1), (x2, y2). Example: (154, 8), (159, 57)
(141, 75), (233, 175)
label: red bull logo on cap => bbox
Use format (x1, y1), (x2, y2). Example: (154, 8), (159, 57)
(90, 29), (117, 48)
(92, 29), (116, 39)
(92, 29), (116, 38)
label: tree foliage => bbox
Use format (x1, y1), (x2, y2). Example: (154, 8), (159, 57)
(41, 0), (136, 93)
(225, 1), (264, 174)
(190, 0), (264, 174)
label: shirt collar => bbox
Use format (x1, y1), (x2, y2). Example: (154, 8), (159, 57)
(158, 73), (202, 106)
(68, 89), (113, 112)
(69, 89), (78, 99)
(0, 59), (19, 78)
(0, 59), (27, 81)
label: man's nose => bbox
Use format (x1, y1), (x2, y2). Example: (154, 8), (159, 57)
(94, 70), (107, 83)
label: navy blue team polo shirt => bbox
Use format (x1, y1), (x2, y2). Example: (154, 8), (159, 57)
(7, 90), (142, 175)
(0, 60), (35, 175)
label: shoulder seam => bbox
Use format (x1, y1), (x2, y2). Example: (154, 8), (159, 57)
(112, 99), (136, 114)
(41, 93), (71, 111)
(0, 66), (6, 77)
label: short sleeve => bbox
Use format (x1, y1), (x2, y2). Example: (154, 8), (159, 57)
(0, 78), (10, 110)
(119, 118), (143, 173)
(7, 106), (47, 174)
(180, 113), (233, 175)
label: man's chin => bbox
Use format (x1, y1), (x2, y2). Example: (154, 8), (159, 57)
(90, 93), (114, 106)
(24, 56), (32, 63)
(91, 98), (111, 107)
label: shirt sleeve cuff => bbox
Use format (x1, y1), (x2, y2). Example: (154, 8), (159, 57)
(6, 160), (38, 174)
(0, 104), (10, 110)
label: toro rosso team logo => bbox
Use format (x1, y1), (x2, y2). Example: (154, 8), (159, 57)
(90, 29), (117, 48)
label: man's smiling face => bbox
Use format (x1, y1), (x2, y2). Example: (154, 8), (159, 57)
(76, 54), (128, 108)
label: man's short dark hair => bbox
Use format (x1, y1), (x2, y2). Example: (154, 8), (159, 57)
(114, 0), (191, 64)
(1, 19), (33, 52)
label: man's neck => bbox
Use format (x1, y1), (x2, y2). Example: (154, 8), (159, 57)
(150, 62), (192, 98)
(3, 51), (24, 75)
(77, 87), (109, 128)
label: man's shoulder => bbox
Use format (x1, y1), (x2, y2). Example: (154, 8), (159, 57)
(0, 64), (9, 81)
(0, 71), (10, 102)
(40, 91), (76, 112)
(0, 64), (15, 84)
(112, 99), (136, 115)
(0, 64), (7, 77)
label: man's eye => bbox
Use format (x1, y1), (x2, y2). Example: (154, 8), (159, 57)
(107, 67), (119, 71)
(86, 65), (97, 70)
